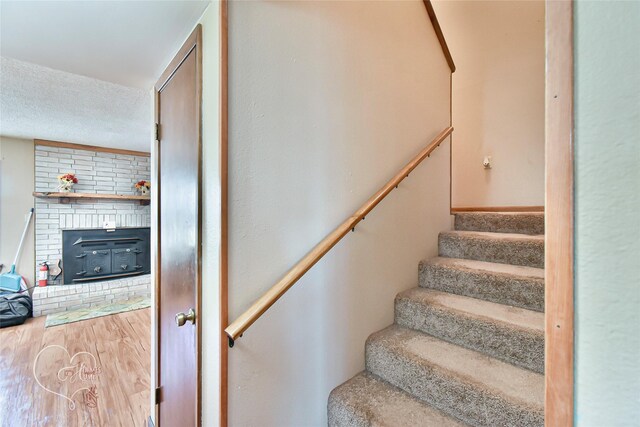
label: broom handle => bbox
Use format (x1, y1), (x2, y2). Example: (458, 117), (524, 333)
(13, 208), (34, 266)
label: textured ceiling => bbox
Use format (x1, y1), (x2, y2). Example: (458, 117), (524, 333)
(0, 0), (210, 88)
(0, 57), (151, 151)
(0, 1), (210, 150)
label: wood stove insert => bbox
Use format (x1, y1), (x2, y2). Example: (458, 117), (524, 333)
(61, 227), (150, 284)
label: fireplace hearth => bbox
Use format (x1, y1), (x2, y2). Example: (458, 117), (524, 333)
(62, 227), (150, 284)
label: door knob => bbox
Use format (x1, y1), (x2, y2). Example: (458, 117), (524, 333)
(175, 308), (196, 327)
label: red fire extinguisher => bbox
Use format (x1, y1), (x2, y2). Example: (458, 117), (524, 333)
(38, 262), (49, 287)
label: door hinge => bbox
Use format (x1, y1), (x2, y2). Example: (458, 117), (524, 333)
(155, 123), (160, 141)
(155, 386), (162, 404)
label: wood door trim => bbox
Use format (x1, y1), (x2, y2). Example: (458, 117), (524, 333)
(194, 24), (203, 427)
(449, 72), (453, 213)
(451, 206), (545, 213)
(154, 24), (203, 427)
(545, 1), (574, 425)
(219, 1), (229, 426)
(155, 28), (201, 92)
(153, 88), (160, 425)
(35, 139), (150, 157)
(422, 0), (456, 73)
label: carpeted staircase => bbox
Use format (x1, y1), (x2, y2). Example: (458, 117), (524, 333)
(328, 212), (545, 426)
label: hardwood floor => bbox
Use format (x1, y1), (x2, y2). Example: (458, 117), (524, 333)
(0, 308), (151, 427)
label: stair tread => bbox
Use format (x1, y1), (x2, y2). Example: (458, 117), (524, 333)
(329, 372), (466, 427)
(368, 325), (544, 410)
(441, 230), (544, 242)
(424, 256), (544, 279)
(419, 257), (545, 312)
(397, 288), (544, 332)
(439, 231), (544, 268)
(456, 211), (543, 215)
(395, 288), (544, 372)
(454, 212), (544, 235)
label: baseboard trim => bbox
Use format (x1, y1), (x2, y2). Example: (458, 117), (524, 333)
(451, 206), (544, 213)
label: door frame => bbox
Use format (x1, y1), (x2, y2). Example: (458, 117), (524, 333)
(153, 24), (203, 427)
(219, 1), (229, 426)
(545, 1), (574, 425)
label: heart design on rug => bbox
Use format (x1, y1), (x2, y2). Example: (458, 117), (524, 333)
(32, 344), (101, 410)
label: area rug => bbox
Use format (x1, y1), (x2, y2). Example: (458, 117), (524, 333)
(45, 296), (150, 327)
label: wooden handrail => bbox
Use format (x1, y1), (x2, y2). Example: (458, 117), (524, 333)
(224, 126), (454, 345)
(423, 0), (456, 73)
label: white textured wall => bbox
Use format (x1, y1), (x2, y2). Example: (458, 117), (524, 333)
(0, 137), (35, 287)
(199, 4), (222, 426)
(574, 1), (640, 424)
(434, 1), (545, 207)
(228, 1), (451, 425)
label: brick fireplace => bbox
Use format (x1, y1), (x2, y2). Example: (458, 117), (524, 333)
(31, 143), (152, 316)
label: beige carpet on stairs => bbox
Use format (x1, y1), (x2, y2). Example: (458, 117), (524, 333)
(328, 211), (545, 427)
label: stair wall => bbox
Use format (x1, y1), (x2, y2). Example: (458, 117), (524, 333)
(226, 1), (453, 425)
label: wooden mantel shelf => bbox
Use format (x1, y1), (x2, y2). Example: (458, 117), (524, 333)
(33, 192), (150, 206)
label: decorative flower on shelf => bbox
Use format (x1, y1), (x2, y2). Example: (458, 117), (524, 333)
(135, 180), (151, 195)
(57, 173), (78, 193)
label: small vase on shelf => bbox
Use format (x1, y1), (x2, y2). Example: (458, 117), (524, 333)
(57, 173), (78, 193)
(59, 183), (74, 193)
(135, 180), (151, 196)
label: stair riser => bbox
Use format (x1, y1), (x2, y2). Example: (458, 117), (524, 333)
(454, 213), (544, 235)
(366, 342), (544, 427)
(439, 234), (544, 268)
(419, 261), (544, 312)
(395, 298), (544, 373)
